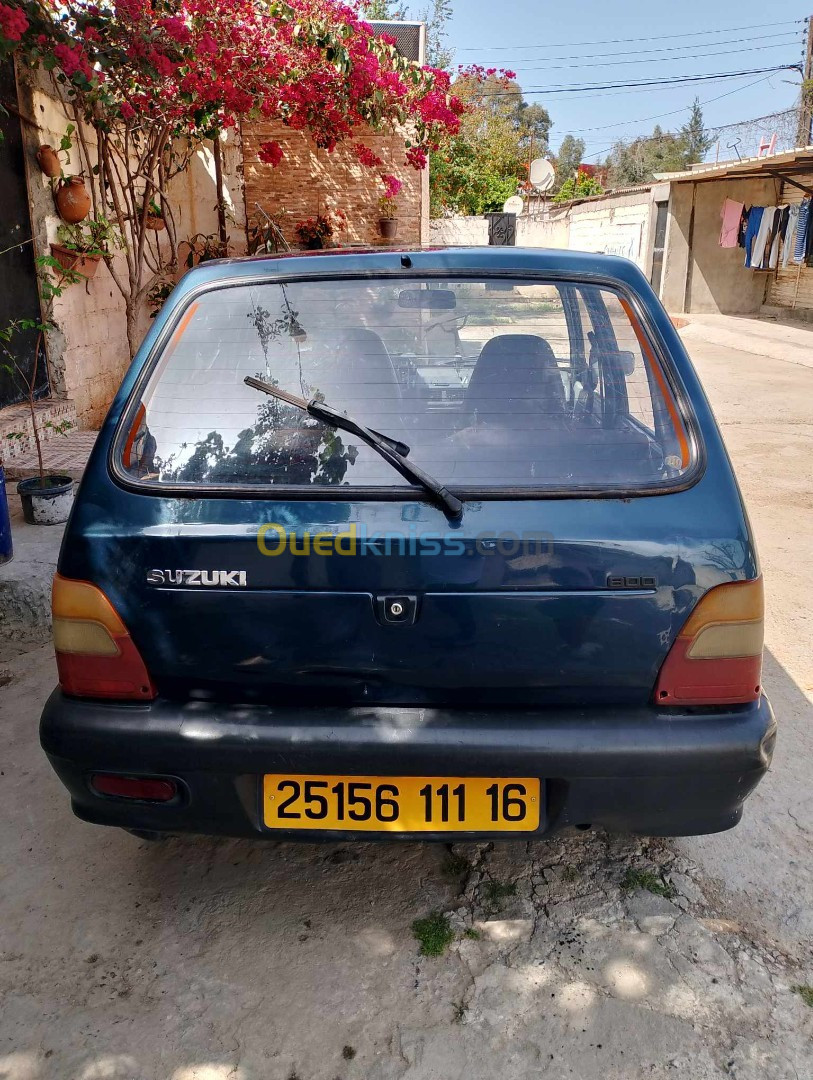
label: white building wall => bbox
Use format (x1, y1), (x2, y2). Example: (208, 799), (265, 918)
(429, 191), (654, 275)
(568, 192), (654, 272)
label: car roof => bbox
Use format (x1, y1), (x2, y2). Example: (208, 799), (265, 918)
(178, 246), (652, 292)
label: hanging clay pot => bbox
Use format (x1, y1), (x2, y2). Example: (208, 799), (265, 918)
(36, 144), (62, 178)
(145, 213), (166, 232)
(55, 176), (91, 224)
(50, 242), (101, 281)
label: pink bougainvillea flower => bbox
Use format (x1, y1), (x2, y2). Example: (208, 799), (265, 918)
(405, 146), (428, 170)
(258, 140), (284, 167)
(352, 143), (383, 168)
(381, 173), (403, 200)
(0, 3), (29, 42)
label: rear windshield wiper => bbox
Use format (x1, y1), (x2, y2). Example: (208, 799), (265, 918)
(244, 375), (463, 520)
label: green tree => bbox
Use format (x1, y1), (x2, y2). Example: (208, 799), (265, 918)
(430, 73), (553, 216)
(604, 101), (712, 187)
(553, 171), (604, 203)
(680, 98), (712, 163)
(516, 102), (553, 158)
(420, 0), (453, 69)
(554, 135), (585, 190)
(361, 0), (409, 17)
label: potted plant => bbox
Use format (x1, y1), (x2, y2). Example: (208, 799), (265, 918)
(1, 319), (75, 525)
(50, 215), (123, 281)
(142, 198), (166, 231)
(1, 255), (83, 527)
(294, 209), (346, 250)
(378, 174), (402, 241)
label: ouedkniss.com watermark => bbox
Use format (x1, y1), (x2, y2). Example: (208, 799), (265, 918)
(256, 523), (555, 558)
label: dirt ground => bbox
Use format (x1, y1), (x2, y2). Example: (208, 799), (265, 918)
(0, 315), (812, 1080)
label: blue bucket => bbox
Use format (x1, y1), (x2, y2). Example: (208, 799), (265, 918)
(0, 465), (12, 564)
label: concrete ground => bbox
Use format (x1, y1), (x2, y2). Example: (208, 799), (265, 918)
(0, 315), (812, 1080)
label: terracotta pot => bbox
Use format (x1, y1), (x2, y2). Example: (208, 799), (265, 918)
(378, 217), (398, 241)
(36, 144), (62, 178)
(145, 213), (166, 232)
(50, 242), (101, 280)
(55, 177), (91, 224)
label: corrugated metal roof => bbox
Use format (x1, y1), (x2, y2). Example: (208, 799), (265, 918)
(655, 146), (813, 184)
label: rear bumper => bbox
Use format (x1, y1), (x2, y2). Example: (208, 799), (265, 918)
(40, 691), (776, 840)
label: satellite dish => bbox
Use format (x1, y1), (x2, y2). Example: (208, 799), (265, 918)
(503, 195), (524, 215)
(530, 158), (555, 192)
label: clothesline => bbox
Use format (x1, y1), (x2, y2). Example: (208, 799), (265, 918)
(721, 197), (813, 271)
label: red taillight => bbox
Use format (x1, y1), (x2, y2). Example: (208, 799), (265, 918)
(91, 774), (177, 801)
(52, 574), (156, 701)
(655, 578), (764, 706)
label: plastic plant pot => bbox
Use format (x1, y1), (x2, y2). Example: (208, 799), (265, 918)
(17, 475), (74, 526)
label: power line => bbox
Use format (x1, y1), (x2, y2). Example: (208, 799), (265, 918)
(568, 76), (797, 134)
(498, 40), (803, 73)
(582, 110), (796, 152)
(580, 73), (792, 159)
(466, 31), (803, 68)
(475, 65), (800, 98)
(455, 19), (803, 52)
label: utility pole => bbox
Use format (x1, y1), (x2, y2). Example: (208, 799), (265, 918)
(798, 15), (813, 148)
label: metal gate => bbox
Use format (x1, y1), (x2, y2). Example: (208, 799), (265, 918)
(0, 60), (48, 410)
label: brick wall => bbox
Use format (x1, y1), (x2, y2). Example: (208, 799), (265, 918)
(241, 121), (423, 248)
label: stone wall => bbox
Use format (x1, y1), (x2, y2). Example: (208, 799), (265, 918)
(241, 121), (425, 248)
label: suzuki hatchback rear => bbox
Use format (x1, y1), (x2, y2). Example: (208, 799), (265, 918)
(41, 248), (775, 840)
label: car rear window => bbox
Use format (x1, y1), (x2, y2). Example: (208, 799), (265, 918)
(117, 277), (694, 493)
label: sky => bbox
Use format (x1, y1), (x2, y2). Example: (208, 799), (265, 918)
(443, 0), (808, 162)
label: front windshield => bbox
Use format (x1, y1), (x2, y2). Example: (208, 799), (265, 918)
(118, 277), (692, 491)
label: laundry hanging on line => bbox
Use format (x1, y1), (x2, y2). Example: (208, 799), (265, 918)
(719, 199), (743, 248)
(735, 203), (807, 270)
(793, 197), (812, 266)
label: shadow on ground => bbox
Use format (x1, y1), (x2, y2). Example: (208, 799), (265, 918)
(0, 647), (811, 1080)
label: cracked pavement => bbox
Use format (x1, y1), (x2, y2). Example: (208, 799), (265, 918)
(0, 315), (812, 1078)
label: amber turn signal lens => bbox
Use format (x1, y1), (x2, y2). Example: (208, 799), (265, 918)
(654, 578), (764, 706)
(52, 574), (156, 701)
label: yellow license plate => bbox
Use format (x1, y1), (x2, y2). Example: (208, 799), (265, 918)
(262, 775), (541, 832)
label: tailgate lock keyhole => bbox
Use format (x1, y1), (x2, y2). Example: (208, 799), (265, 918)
(375, 595), (419, 626)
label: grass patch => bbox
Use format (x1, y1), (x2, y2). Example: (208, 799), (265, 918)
(483, 879), (517, 911)
(442, 852), (471, 879)
(451, 1000), (467, 1023)
(412, 912), (455, 957)
(463, 927), (481, 940)
(620, 868), (676, 899)
(561, 865), (580, 883)
(792, 984), (813, 1008)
